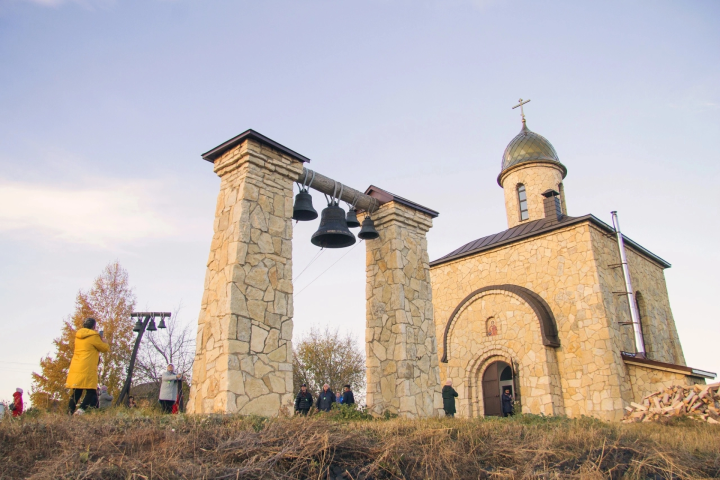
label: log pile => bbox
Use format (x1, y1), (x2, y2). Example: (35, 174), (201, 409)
(622, 382), (720, 423)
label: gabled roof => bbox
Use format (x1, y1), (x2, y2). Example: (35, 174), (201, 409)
(364, 185), (439, 218)
(201, 129), (311, 164)
(430, 214), (671, 268)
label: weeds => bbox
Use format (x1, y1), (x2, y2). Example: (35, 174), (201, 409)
(0, 409), (718, 479)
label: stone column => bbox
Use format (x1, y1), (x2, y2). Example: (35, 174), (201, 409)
(364, 201), (442, 418)
(187, 138), (302, 415)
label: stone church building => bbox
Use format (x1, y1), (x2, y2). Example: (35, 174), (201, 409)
(429, 118), (715, 421)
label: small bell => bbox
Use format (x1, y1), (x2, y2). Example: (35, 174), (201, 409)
(133, 318), (143, 333)
(358, 216), (380, 240)
(292, 191), (318, 221)
(147, 318), (157, 332)
(157, 316), (167, 329)
(346, 209), (360, 228)
(311, 204), (356, 248)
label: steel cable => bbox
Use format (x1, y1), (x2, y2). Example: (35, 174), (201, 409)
(294, 240), (363, 298)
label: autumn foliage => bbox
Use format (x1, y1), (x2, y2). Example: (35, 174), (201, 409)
(293, 326), (365, 398)
(30, 261), (136, 408)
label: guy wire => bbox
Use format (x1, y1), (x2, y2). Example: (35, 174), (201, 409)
(294, 240), (364, 298)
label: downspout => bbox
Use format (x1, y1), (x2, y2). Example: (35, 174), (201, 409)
(611, 211), (646, 357)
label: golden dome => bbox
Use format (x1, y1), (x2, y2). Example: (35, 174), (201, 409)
(501, 121), (565, 174)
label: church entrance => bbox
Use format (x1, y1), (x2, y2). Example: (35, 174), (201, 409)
(482, 361), (514, 416)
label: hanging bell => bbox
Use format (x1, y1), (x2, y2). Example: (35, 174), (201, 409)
(292, 191), (318, 221)
(133, 318), (143, 333)
(157, 316), (167, 329)
(311, 204), (356, 248)
(358, 215), (380, 240)
(346, 209), (360, 228)
(147, 318), (157, 331)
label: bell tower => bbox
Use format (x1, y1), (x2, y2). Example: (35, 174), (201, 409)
(498, 100), (567, 229)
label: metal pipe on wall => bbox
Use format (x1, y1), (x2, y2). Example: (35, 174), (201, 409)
(293, 167), (380, 213)
(611, 211), (646, 357)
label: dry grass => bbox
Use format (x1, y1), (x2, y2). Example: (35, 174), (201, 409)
(1, 409), (719, 479)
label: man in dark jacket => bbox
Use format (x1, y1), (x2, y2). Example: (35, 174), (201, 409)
(316, 384), (335, 412)
(294, 384), (313, 415)
(341, 385), (355, 405)
(442, 380), (458, 418)
(501, 388), (514, 417)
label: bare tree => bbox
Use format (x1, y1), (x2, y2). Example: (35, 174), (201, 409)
(134, 305), (195, 392)
(293, 326), (365, 401)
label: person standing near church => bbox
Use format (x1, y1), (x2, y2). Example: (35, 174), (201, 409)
(159, 364), (183, 414)
(502, 388), (514, 417)
(294, 384), (313, 415)
(340, 385), (355, 405)
(442, 380), (458, 418)
(11, 388), (23, 417)
(66, 318), (110, 415)
(98, 386), (113, 409)
(316, 384), (335, 412)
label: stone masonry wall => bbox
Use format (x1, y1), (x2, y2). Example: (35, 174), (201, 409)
(590, 227), (686, 366)
(431, 219), (684, 421)
(626, 364), (705, 402)
(431, 221), (626, 420)
(443, 289), (564, 417)
(187, 139), (302, 415)
(364, 202), (442, 418)
(500, 163), (565, 229)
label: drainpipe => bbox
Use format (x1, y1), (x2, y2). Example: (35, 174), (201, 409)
(611, 211), (646, 357)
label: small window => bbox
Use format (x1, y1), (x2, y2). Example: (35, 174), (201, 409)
(517, 184), (529, 221)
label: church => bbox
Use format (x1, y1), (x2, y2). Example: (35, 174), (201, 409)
(428, 108), (716, 421)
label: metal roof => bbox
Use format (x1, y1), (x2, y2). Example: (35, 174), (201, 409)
(430, 214), (671, 268)
(201, 129), (311, 164)
(364, 185), (439, 218)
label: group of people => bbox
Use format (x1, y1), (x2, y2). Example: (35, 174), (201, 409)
(442, 380), (515, 417)
(294, 383), (355, 415)
(65, 317), (183, 415)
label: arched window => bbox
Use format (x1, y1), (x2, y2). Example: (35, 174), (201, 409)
(517, 184), (529, 221)
(635, 292), (651, 358)
(558, 183), (567, 215)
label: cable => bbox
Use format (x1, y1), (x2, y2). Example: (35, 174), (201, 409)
(294, 240), (363, 298)
(293, 248), (325, 282)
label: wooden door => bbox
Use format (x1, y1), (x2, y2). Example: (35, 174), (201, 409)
(482, 362), (501, 416)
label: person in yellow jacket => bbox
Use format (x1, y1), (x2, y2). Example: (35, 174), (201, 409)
(66, 318), (110, 415)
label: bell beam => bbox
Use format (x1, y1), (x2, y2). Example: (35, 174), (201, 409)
(295, 168), (380, 212)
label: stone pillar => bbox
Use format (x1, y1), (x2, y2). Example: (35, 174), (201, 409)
(364, 201), (442, 418)
(187, 138), (302, 415)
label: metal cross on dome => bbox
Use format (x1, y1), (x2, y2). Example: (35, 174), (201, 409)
(512, 98), (531, 123)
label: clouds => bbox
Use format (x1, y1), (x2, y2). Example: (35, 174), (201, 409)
(0, 177), (202, 247)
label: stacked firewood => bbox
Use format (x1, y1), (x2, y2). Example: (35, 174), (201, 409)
(622, 382), (720, 424)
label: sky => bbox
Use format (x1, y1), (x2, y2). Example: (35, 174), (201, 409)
(0, 0), (718, 405)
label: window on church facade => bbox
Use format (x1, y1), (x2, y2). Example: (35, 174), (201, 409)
(517, 184), (529, 221)
(636, 292), (652, 358)
(558, 182), (567, 215)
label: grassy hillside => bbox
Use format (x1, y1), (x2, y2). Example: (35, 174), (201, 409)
(1, 408), (718, 479)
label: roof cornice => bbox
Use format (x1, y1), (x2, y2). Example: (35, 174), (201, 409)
(430, 214), (671, 269)
(201, 129), (311, 164)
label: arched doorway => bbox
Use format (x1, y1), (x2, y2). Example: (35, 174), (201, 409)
(482, 361), (514, 416)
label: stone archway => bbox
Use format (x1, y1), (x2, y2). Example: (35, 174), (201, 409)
(441, 284), (560, 363)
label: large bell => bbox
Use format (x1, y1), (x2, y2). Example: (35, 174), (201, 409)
(311, 204), (356, 248)
(346, 209), (360, 228)
(357, 215), (380, 240)
(292, 191), (318, 221)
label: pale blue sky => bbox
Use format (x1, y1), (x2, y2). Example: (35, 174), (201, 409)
(1, 0), (718, 403)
